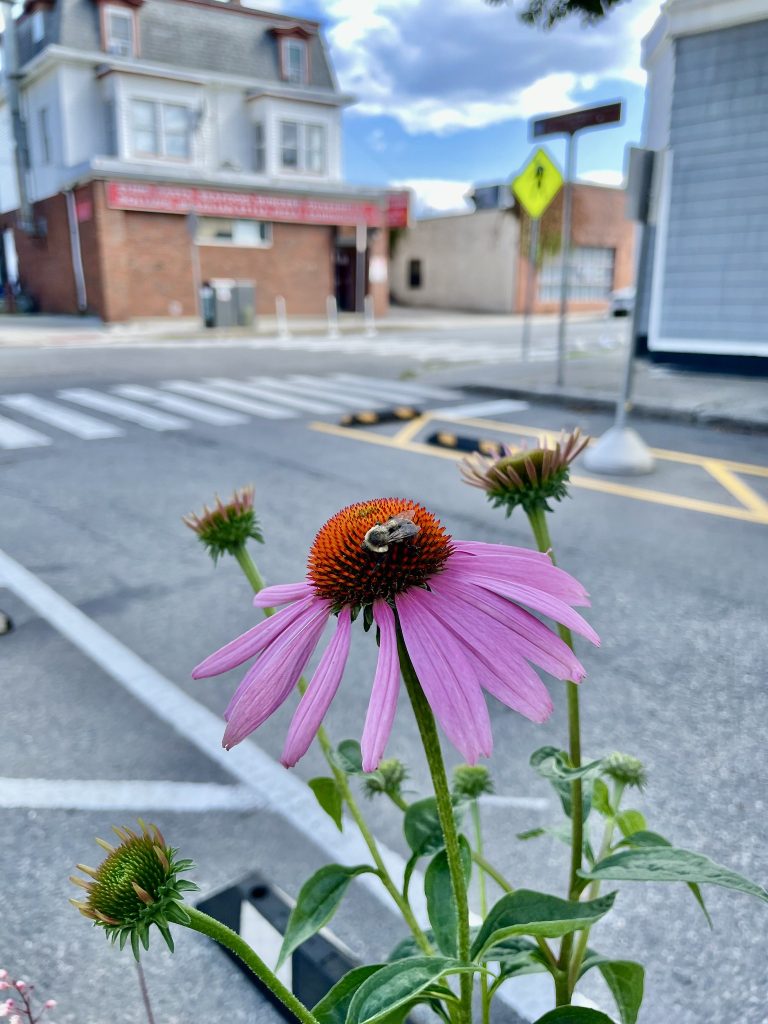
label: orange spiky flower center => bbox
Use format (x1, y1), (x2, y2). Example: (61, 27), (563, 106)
(308, 498), (452, 609)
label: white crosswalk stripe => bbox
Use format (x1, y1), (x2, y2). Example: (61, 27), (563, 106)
(58, 388), (189, 431)
(112, 385), (249, 426)
(331, 373), (463, 402)
(204, 377), (342, 415)
(0, 413), (52, 450)
(286, 375), (413, 409)
(1, 394), (125, 439)
(161, 380), (295, 419)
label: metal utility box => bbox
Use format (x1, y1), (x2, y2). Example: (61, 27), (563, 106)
(201, 279), (255, 328)
(233, 281), (256, 327)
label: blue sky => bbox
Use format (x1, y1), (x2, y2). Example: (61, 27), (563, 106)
(258, 0), (663, 215)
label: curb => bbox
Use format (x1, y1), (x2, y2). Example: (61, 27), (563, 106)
(460, 384), (768, 435)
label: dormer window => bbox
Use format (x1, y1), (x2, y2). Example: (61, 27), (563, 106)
(282, 37), (307, 84)
(104, 5), (135, 57)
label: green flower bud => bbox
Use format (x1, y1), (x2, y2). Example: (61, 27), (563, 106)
(460, 430), (589, 516)
(183, 485), (263, 563)
(70, 821), (198, 960)
(602, 752), (648, 790)
(452, 764), (494, 801)
(363, 759), (409, 800)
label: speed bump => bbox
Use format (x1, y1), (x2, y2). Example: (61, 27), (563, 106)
(340, 406), (421, 427)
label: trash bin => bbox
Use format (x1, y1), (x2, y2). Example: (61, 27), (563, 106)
(200, 282), (215, 328)
(200, 279), (256, 328)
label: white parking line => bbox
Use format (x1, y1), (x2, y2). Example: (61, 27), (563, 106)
(0, 778), (260, 811)
(432, 399), (530, 419)
(1, 394), (125, 439)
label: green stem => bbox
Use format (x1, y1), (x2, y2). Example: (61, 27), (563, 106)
(472, 802), (490, 1024)
(232, 545), (432, 957)
(186, 907), (321, 1024)
(470, 851), (513, 894)
(397, 629), (472, 1024)
(525, 507), (584, 1001)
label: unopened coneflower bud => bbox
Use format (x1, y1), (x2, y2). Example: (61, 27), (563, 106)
(70, 820), (199, 960)
(363, 759), (409, 800)
(183, 485), (263, 563)
(460, 429), (589, 516)
(452, 764), (494, 801)
(603, 752), (648, 790)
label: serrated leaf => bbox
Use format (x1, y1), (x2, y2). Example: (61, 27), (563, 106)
(471, 890), (617, 959)
(404, 798), (464, 858)
(578, 953), (644, 1024)
(313, 965), (384, 1024)
(346, 958), (477, 1024)
(278, 864), (376, 967)
(424, 836), (472, 955)
(336, 740), (364, 775)
(615, 810), (646, 838)
(534, 1009), (617, 1023)
(580, 847), (768, 903)
(309, 777), (344, 831)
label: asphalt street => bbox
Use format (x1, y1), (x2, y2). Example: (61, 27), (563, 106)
(1, 323), (766, 1024)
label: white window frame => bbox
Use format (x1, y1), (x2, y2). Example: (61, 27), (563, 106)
(104, 5), (135, 57)
(196, 218), (272, 249)
(282, 38), (307, 84)
(39, 107), (51, 164)
(31, 9), (45, 44)
(279, 120), (326, 175)
(130, 99), (191, 161)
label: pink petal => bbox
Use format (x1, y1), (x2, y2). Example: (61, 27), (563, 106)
(450, 544), (590, 605)
(192, 596), (318, 678)
(431, 573), (587, 681)
(445, 567), (600, 647)
(253, 581), (314, 608)
(397, 589), (492, 763)
(453, 540), (549, 563)
(361, 600), (400, 771)
(223, 600), (330, 748)
(421, 585), (553, 722)
(281, 608), (352, 767)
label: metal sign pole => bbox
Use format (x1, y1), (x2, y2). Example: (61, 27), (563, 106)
(556, 133), (576, 388)
(521, 215), (539, 361)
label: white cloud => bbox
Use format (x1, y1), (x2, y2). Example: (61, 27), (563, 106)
(324, 0), (663, 135)
(390, 179), (473, 218)
(581, 169), (625, 186)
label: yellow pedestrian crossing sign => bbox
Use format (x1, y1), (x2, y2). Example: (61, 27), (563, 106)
(511, 148), (563, 219)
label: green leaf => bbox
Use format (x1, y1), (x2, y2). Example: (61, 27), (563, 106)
(580, 847), (768, 903)
(346, 957), (477, 1024)
(482, 935), (549, 980)
(404, 798), (464, 858)
(424, 836), (472, 955)
(313, 965), (385, 1024)
(616, 832), (712, 927)
(335, 740), (364, 775)
(534, 1009), (617, 1023)
(471, 890), (617, 959)
(592, 779), (612, 816)
(531, 747), (604, 782)
(309, 777), (344, 831)
(278, 864), (376, 967)
(579, 953), (644, 1024)
(615, 810), (646, 838)
(387, 933), (434, 962)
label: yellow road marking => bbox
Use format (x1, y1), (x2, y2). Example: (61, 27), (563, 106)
(309, 419), (768, 525)
(392, 414), (431, 446)
(702, 460), (768, 517)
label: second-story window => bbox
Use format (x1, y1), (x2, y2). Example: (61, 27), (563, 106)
(39, 107), (51, 164)
(282, 38), (307, 84)
(131, 100), (190, 160)
(253, 122), (266, 173)
(279, 121), (326, 174)
(105, 6), (135, 57)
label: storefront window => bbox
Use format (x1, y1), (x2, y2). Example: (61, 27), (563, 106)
(196, 218), (272, 248)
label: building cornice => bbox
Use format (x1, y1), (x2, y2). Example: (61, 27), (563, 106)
(643, 0), (767, 66)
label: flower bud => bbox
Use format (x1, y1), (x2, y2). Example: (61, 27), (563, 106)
(183, 485), (263, 563)
(44, 1000), (57, 1009)
(0, 985), (8, 993)
(452, 764), (494, 801)
(602, 752), (648, 790)
(12, 983), (24, 993)
(363, 759), (409, 801)
(70, 820), (199, 960)
(460, 430), (589, 516)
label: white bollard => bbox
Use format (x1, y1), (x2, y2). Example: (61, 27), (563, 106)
(326, 295), (340, 339)
(364, 294), (377, 339)
(275, 295), (290, 340)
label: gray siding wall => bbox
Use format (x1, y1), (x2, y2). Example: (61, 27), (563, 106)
(660, 20), (768, 343)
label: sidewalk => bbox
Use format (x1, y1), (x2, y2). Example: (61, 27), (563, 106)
(424, 351), (768, 433)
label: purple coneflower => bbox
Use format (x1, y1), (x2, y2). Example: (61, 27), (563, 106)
(193, 498), (599, 770)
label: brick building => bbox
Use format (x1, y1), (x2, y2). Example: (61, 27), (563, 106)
(390, 181), (635, 316)
(0, 0), (405, 321)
